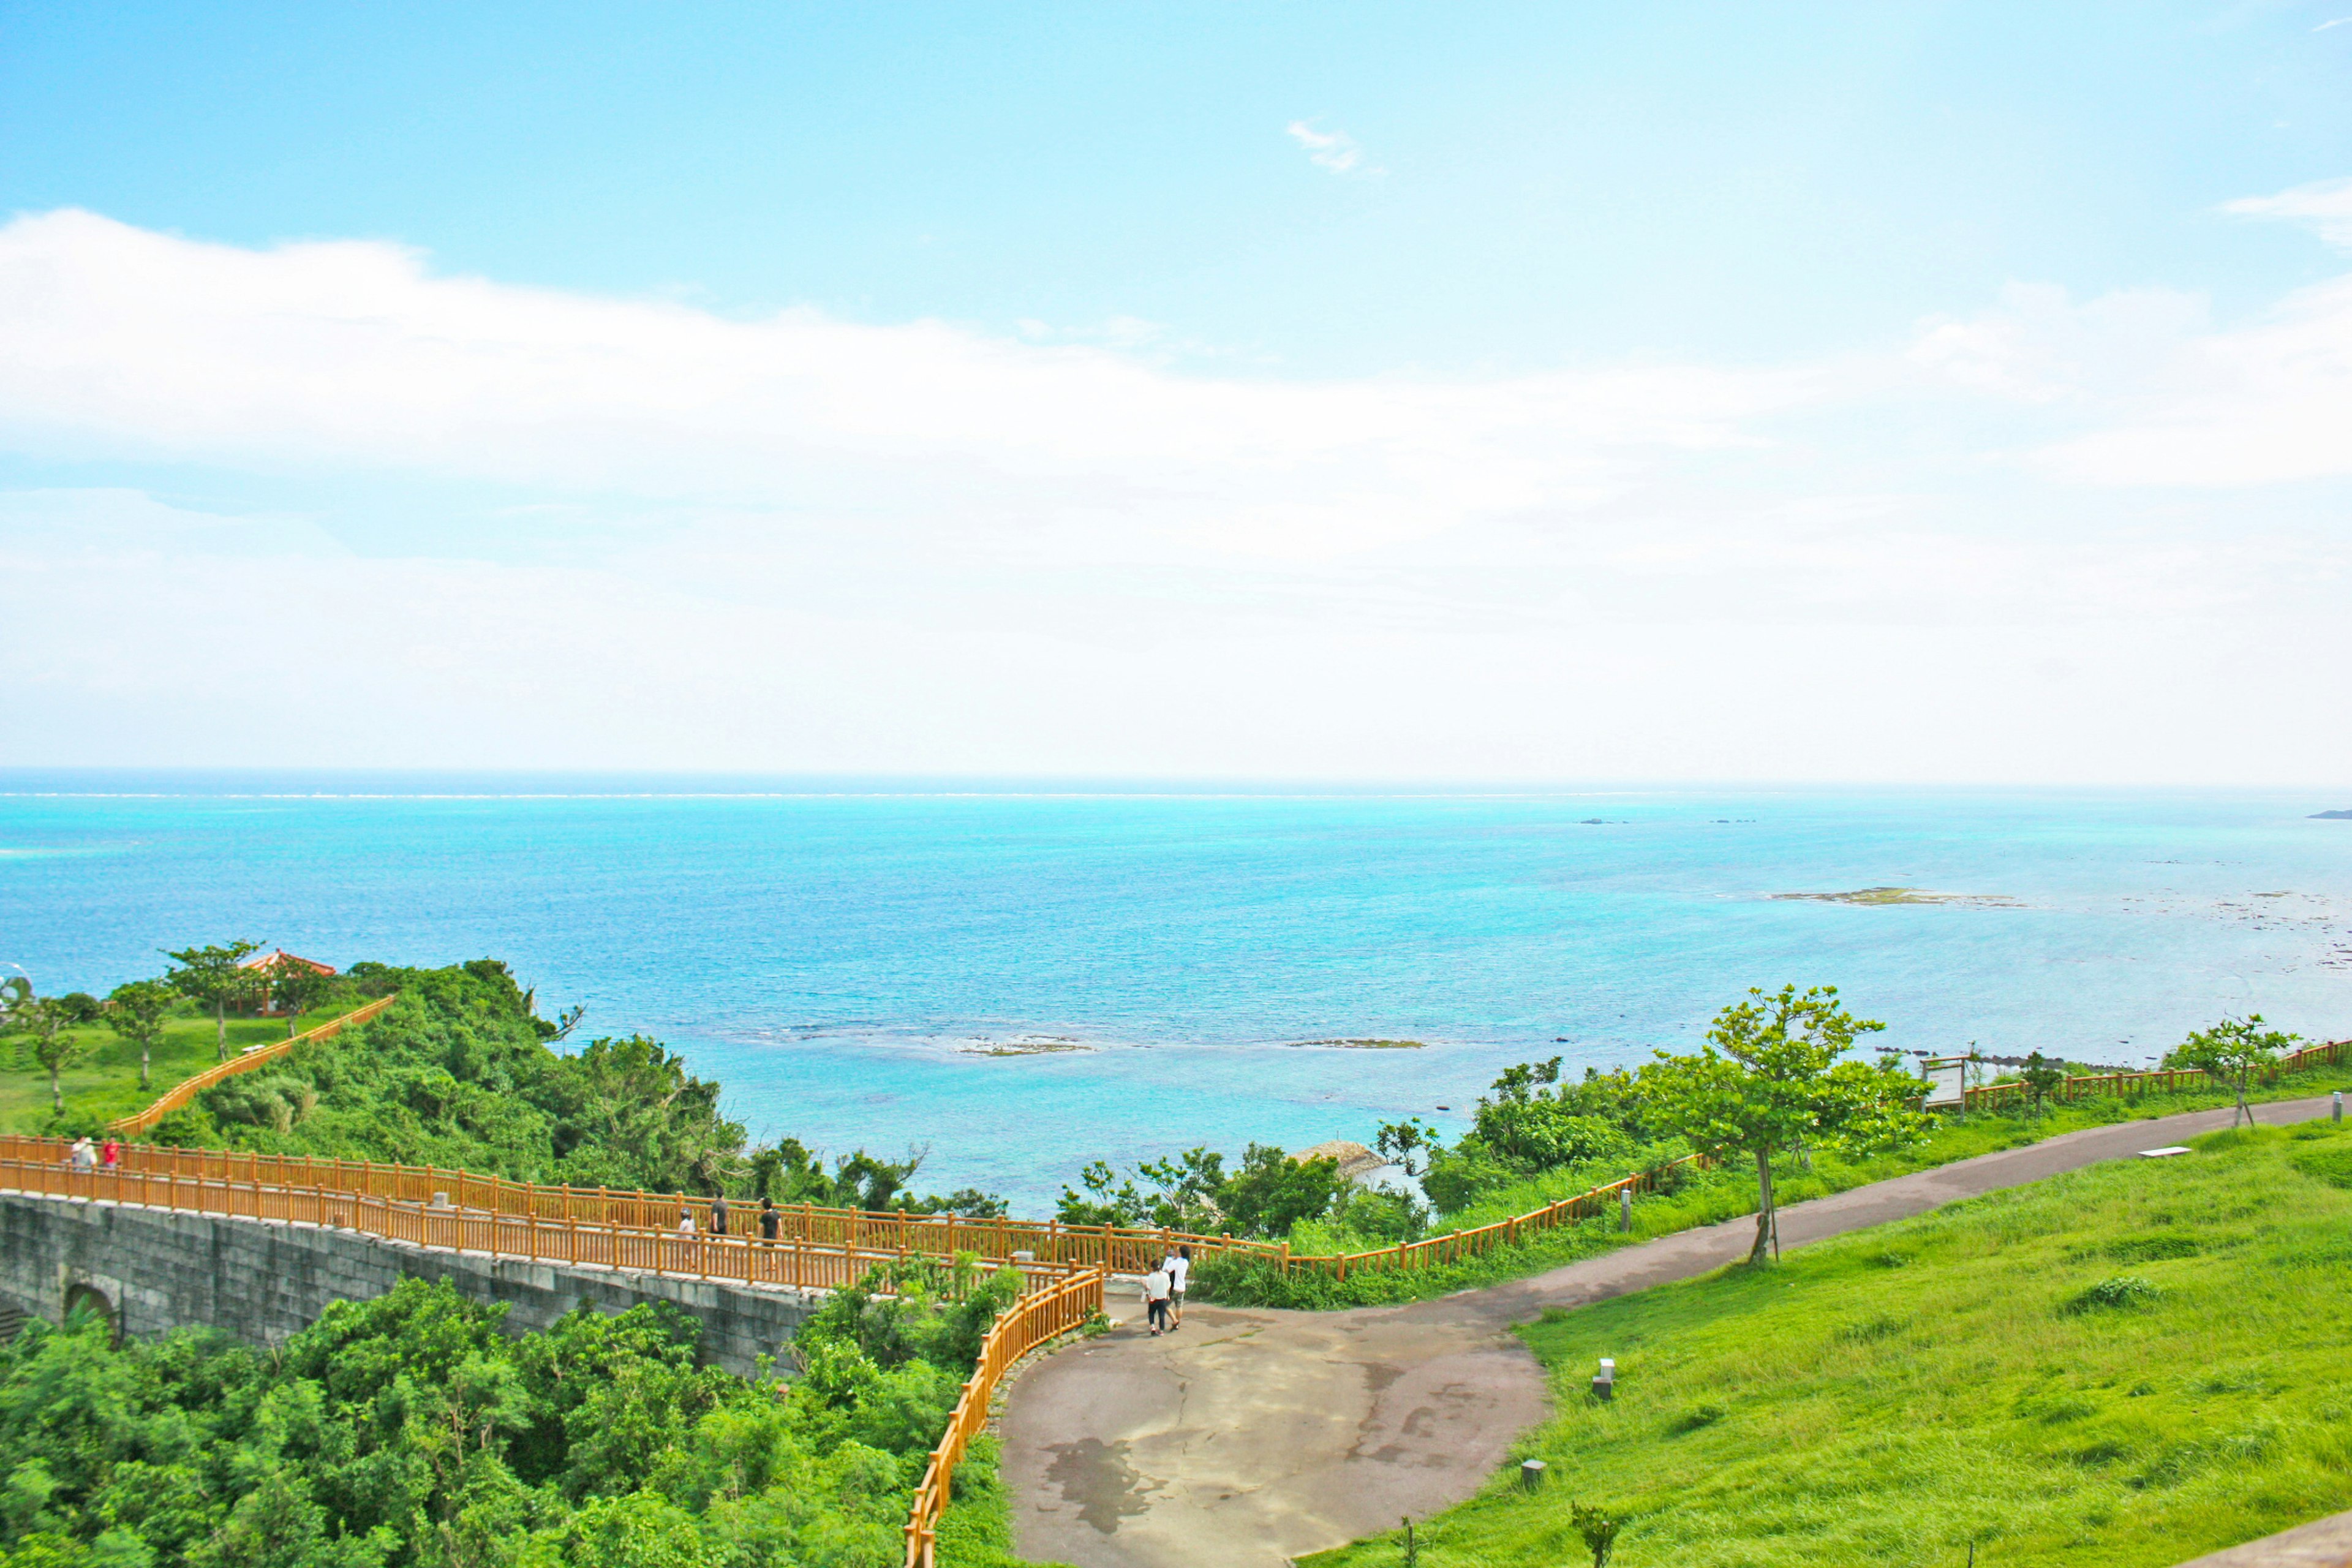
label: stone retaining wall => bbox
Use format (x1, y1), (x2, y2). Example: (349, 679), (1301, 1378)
(0, 1189), (818, 1376)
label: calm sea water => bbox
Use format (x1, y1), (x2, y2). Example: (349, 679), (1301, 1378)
(3, 774), (2349, 1212)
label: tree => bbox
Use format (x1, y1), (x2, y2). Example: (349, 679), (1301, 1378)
(263, 959), (335, 1037)
(1217, 1144), (1342, 1238)
(105, 979), (176, 1092)
(1374, 1117), (1442, 1178)
(2166, 1014), (2299, 1128)
(10, 994), (89, 1114)
(163, 940), (262, 1062)
(2018, 1051), (2064, 1115)
(1572, 1502), (1623, 1568)
(1638, 984), (1927, 1265)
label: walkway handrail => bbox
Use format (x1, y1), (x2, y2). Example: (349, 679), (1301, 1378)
(1950, 1036), (2348, 1115)
(902, 1266), (1103, 1568)
(107, 993), (400, 1136)
(0, 1156), (1087, 1300)
(2, 1129), (1287, 1273)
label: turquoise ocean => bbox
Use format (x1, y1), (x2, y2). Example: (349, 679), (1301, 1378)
(4, 774), (2349, 1213)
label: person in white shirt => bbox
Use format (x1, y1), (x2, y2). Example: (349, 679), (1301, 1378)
(677, 1207), (696, 1234)
(69, 1137), (95, 1172)
(1164, 1246), (1191, 1327)
(1142, 1264), (1172, 1335)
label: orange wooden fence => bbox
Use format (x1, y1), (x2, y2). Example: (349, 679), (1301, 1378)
(107, 993), (400, 1136)
(902, 1266), (1104, 1568)
(1951, 1036), (2348, 1115)
(0, 1154), (1087, 1298)
(2, 1128), (1287, 1271)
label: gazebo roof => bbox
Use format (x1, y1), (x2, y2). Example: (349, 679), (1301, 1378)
(238, 949), (337, 978)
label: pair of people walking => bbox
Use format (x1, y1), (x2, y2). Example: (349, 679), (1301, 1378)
(1142, 1245), (1190, 1335)
(66, 1136), (117, 1172)
(676, 1193), (785, 1242)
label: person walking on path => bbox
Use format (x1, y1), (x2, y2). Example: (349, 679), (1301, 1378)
(1142, 1261), (1173, 1336)
(759, 1196), (781, 1244)
(69, 1136), (94, 1172)
(100, 1138), (120, 1171)
(677, 1206), (696, 1234)
(710, 1193), (729, 1237)
(1166, 1245), (1191, 1327)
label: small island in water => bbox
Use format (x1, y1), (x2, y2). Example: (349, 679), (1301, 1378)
(1774, 887), (2022, 908)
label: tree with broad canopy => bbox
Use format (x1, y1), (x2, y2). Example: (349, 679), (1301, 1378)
(1638, 984), (1928, 1265)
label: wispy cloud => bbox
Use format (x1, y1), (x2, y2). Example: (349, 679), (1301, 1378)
(2313, 15), (2352, 29)
(2222, 173), (2352, 248)
(1285, 119), (1369, 175)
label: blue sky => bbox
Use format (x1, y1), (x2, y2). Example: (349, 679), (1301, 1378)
(4, 2), (2351, 780)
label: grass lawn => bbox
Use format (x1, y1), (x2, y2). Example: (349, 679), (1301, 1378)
(1305, 1120), (2352, 1568)
(0, 1004), (360, 1135)
(1201, 1062), (2352, 1308)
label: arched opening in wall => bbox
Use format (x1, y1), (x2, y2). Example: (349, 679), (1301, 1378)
(62, 1284), (117, 1345)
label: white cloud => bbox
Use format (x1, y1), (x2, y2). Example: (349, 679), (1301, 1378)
(4, 203), (2352, 781)
(1284, 119), (1368, 175)
(0, 209), (1792, 560)
(1898, 176), (2352, 486)
(2223, 175), (2352, 249)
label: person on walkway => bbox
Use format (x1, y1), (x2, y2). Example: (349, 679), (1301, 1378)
(69, 1136), (95, 1172)
(758, 1196), (780, 1244)
(677, 1206), (696, 1234)
(100, 1138), (120, 1171)
(710, 1193), (729, 1237)
(1142, 1261), (1172, 1336)
(1167, 1245), (1191, 1327)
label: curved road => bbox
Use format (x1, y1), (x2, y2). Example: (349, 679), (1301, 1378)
(1000, 1095), (2337, 1568)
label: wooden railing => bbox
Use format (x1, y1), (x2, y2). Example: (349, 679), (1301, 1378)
(0, 1155), (1085, 1299)
(902, 1266), (1103, 1568)
(1951, 1036), (2348, 1115)
(107, 993), (400, 1136)
(1, 1128), (1286, 1270)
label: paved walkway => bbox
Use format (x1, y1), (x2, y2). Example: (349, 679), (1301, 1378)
(1000, 1096), (2338, 1568)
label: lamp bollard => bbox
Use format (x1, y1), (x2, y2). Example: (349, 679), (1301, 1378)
(2335, 1091), (2343, 1124)
(1520, 1458), (1547, 1491)
(1619, 1188), (1632, 1233)
(1592, 1357), (1615, 1401)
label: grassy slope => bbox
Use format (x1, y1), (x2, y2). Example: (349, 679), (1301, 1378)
(1306, 1120), (2352, 1568)
(1201, 1063), (2352, 1308)
(0, 1005), (355, 1134)
(934, 1438), (1079, 1568)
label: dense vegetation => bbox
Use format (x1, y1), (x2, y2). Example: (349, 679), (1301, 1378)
(1306, 1120), (2352, 1568)
(0, 1263), (1023, 1568)
(138, 960), (1000, 1214)
(1183, 1044), (2352, 1309)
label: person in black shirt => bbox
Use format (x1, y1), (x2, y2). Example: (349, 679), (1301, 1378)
(710, 1193), (729, 1236)
(758, 1196), (781, 1243)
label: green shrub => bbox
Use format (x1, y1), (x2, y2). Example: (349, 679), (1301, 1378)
(2065, 1275), (2162, 1314)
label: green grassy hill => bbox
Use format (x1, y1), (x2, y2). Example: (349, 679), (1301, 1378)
(1308, 1121), (2352, 1568)
(0, 1003), (357, 1135)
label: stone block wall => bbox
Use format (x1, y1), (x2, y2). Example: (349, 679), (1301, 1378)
(0, 1189), (818, 1377)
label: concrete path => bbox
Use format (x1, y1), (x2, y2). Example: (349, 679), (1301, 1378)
(1000, 1096), (2338, 1568)
(2179, 1509), (2352, 1566)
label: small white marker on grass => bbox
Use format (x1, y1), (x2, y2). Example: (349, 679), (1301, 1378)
(2138, 1146), (2192, 1158)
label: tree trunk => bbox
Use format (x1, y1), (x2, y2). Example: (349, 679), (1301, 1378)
(140, 1043), (151, 1091)
(288, 1011), (300, 1039)
(1749, 1147), (1775, 1265)
(2236, 1070), (2251, 1129)
(214, 997), (227, 1063)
